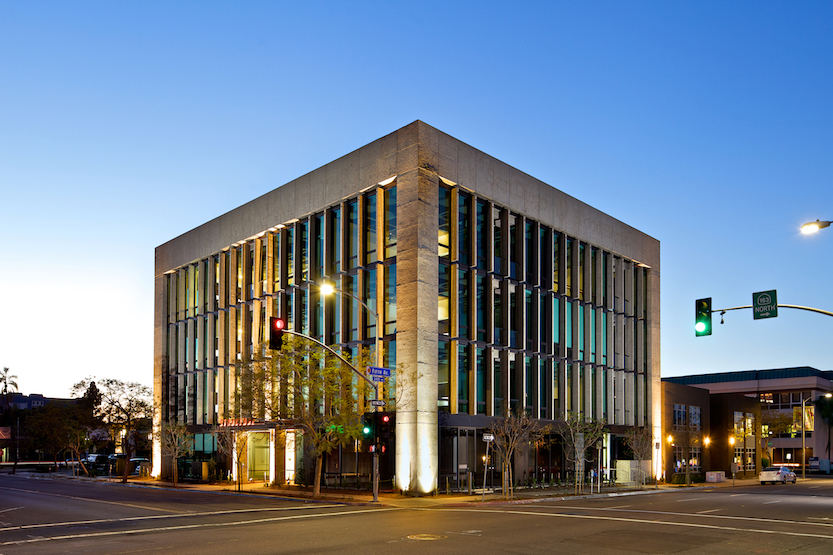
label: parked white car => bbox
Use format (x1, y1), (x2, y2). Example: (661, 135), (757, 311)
(759, 466), (796, 484)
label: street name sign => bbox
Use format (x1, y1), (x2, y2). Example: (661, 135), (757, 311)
(483, 433), (495, 442)
(371, 376), (386, 382)
(368, 366), (391, 377)
(753, 290), (778, 320)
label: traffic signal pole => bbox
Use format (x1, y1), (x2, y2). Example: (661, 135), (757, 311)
(712, 304), (833, 321)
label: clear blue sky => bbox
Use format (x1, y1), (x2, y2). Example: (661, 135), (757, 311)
(2, 1), (832, 398)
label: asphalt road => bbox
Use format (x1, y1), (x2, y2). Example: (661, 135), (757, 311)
(2, 474), (833, 554)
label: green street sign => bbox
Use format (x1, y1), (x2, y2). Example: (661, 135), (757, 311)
(753, 290), (778, 320)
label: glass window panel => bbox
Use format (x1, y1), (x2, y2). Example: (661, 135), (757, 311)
(458, 345), (469, 413)
(438, 341), (450, 409)
(384, 264), (396, 335)
(347, 200), (359, 269)
(459, 269), (469, 339)
(384, 186), (397, 258)
(330, 207), (341, 273)
(365, 191), (377, 263)
(459, 192), (470, 266)
(438, 186), (451, 258)
(439, 263), (450, 334)
(476, 199), (488, 270)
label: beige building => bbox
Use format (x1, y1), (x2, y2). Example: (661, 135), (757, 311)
(153, 121), (661, 493)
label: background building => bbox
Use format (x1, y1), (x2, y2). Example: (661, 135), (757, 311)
(154, 121), (662, 493)
(665, 367), (832, 475)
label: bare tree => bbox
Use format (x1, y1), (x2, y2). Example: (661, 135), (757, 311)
(213, 425), (249, 491)
(487, 410), (551, 499)
(672, 422), (702, 485)
(623, 426), (655, 489)
(557, 412), (606, 494)
(73, 378), (152, 483)
(760, 407), (792, 466)
(159, 424), (192, 487)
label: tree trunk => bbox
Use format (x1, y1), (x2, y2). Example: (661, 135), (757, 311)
(313, 453), (323, 497)
(122, 437), (132, 483)
(173, 458), (178, 488)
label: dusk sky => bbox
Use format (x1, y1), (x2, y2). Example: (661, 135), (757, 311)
(2, 2), (832, 398)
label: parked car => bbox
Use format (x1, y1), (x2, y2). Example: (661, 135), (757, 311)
(760, 466), (796, 484)
(85, 454), (108, 471)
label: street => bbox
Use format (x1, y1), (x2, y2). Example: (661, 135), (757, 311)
(2, 474), (833, 554)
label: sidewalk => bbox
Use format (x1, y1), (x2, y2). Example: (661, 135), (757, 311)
(118, 474), (766, 508)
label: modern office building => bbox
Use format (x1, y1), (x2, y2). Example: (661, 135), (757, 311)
(154, 121), (661, 493)
(665, 367), (833, 474)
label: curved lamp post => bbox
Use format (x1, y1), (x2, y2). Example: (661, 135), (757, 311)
(318, 282), (382, 502)
(801, 220), (831, 235)
(801, 392), (832, 479)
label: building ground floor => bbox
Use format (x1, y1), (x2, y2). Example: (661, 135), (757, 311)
(161, 416), (658, 493)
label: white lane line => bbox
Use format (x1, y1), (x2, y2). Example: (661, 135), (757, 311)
(516, 505), (833, 529)
(697, 509), (721, 514)
(0, 485), (179, 513)
(434, 508), (833, 541)
(0, 505), (345, 533)
(763, 500), (783, 504)
(729, 494), (748, 497)
(0, 508), (23, 514)
(1, 507), (402, 546)
(676, 498), (705, 502)
(809, 486), (822, 489)
(604, 505), (632, 509)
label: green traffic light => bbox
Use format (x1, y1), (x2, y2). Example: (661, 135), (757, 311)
(362, 425), (371, 435)
(695, 297), (712, 337)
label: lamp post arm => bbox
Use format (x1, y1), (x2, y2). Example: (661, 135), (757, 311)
(280, 330), (376, 389)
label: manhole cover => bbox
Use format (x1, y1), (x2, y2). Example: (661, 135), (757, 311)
(408, 534), (446, 541)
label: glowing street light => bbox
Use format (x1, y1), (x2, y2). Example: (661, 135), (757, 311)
(801, 392), (832, 479)
(317, 281), (383, 502)
(801, 220), (831, 234)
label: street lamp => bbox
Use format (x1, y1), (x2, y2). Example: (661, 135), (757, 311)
(801, 392), (832, 479)
(729, 436), (736, 484)
(801, 220), (831, 234)
(318, 281), (383, 502)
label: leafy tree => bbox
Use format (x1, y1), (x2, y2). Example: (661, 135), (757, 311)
(238, 335), (376, 497)
(72, 377), (152, 483)
(487, 410), (551, 499)
(623, 426), (655, 489)
(557, 412), (606, 494)
(159, 424), (192, 487)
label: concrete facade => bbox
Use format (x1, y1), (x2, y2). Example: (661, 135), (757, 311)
(154, 121), (662, 492)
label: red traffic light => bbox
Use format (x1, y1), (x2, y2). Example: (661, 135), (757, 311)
(381, 415), (390, 423)
(269, 317), (285, 349)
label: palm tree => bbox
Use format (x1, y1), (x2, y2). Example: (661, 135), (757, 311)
(1, 367), (18, 395)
